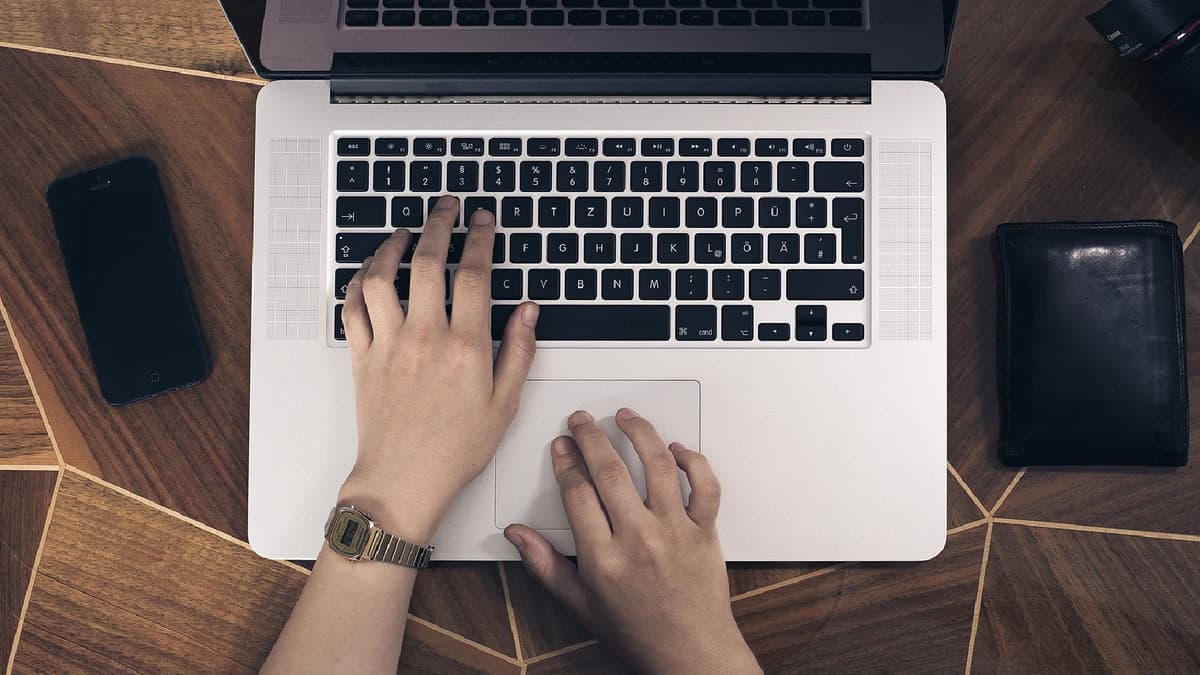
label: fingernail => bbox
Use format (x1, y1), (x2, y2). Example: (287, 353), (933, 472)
(668, 442), (688, 454)
(471, 209), (494, 226)
(521, 303), (540, 328)
(551, 437), (573, 456)
(504, 530), (526, 551)
(437, 195), (458, 209)
(616, 407), (639, 421)
(568, 410), (593, 426)
(390, 228), (407, 239)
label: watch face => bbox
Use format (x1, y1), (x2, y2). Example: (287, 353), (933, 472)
(327, 509), (370, 559)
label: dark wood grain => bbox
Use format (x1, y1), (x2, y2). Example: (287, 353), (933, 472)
(0, 0), (255, 78)
(0, 469), (56, 668)
(11, 469), (520, 674)
(972, 524), (1200, 673)
(0, 318), (56, 466)
(503, 561), (593, 658)
(410, 564), (519, 658)
(526, 644), (630, 675)
(948, 468), (986, 529)
(943, 0), (1200, 512)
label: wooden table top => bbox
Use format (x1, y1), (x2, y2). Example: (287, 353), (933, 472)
(2, 1), (1199, 672)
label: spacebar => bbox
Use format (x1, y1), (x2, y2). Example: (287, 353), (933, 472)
(491, 305), (671, 341)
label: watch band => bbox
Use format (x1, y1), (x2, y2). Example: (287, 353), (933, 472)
(362, 527), (434, 568)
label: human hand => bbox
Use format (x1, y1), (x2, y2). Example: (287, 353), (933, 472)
(338, 195), (539, 542)
(504, 409), (762, 675)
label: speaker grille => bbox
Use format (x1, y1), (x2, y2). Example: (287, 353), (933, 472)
(876, 140), (933, 341)
(264, 138), (322, 340)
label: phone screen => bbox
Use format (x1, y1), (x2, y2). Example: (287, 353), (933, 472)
(47, 157), (208, 405)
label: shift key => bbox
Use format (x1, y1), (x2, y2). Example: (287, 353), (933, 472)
(786, 269), (865, 301)
(335, 232), (391, 263)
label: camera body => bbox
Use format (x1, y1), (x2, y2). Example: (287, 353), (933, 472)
(1089, 0), (1200, 107)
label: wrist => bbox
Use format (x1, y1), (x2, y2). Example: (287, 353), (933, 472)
(650, 624), (760, 675)
(336, 475), (447, 545)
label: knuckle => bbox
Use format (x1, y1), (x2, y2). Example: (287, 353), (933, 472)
(453, 265), (488, 290)
(361, 275), (394, 298)
(560, 479), (593, 507)
(592, 462), (630, 488)
(643, 452), (677, 475)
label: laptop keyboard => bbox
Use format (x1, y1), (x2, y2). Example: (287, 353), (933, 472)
(343, 0), (864, 28)
(331, 134), (869, 346)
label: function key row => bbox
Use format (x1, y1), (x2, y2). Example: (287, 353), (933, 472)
(345, 7), (862, 27)
(350, 0), (858, 8)
(337, 136), (864, 158)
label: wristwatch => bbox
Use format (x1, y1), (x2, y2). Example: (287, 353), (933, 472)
(323, 505), (434, 568)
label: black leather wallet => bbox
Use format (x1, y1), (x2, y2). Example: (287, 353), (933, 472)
(997, 221), (1188, 466)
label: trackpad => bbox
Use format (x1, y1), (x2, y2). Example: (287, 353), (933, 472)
(495, 380), (701, 531)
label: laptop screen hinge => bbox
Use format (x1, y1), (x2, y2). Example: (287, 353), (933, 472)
(330, 92), (870, 104)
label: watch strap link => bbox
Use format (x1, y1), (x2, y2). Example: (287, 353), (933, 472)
(363, 527), (433, 568)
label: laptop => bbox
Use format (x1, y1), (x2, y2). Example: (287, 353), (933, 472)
(244, 0), (954, 561)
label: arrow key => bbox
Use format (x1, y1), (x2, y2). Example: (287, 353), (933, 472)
(813, 161), (864, 193)
(721, 305), (754, 341)
(336, 196), (386, 227)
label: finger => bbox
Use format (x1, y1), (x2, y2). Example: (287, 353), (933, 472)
(615, 408), (683, 515)
(343, 256), (374, 352)
(548, 436), (611, 549)
(491, 302), (539, 416)
(503, 524), (593, 628)
(407, 195), (458, 324)
(450, 208), (496, 337)
(359, 229), (411, 333)
(669, 442), (721, 526)
(568, 411), (645, 523)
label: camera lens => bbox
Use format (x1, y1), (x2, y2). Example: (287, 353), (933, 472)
(1089, 0), (1200, 107)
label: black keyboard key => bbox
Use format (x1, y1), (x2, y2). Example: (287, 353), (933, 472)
(759, 197), (790, 228)
(721, 197), (753, 228)
(335, 232), (390, 263)
(456, 0), (485, 7)
(671, 0), (701, 6)
(829, 9), (862, 26)
(814, 162), (864, 192)
(392, 197), (424, 227)
(492, 304), (670, 340)
(606, 9), (638, 23)
(612, 198), (644, 228)
(796, 304), (826, 325)
(731, 233), (763, 263)
(584, 233), (615, 263)
(642, 138), (675, 156)
(510, 233), (542, 263)
(621, 233), (652, 263)
(465, 196), (497, 221)
(446, 233), (467, 263)
(457, 9), (490, 23)
(565, 138), (599, 156)
(447, 161), (479, 191)
(675, 269), (707, 300)
(717, 138), (750, 157)
(631, 162), (663, 192)
(576, 197), (607, 228)
(758, 323), (790, 341)
(569, 8), (602, 22)
(685, 197), (717, 228)
(755, 138), (788, 157)
(413, 137), (446, 156)
(375, 137), (408, 155)
(420, 0), (449, 7)
(776, 0), (805, 5)
(484, 161), (516, 191)
(532, 9), (565, 23)
(564, 0), (593, 6)
(336, 196), (386, 227)
(675, 305), (717, 341)
(767, 233), (800, 264)
(494, 8), (528, 23)
(804, 233), (836, 264)
(335, 268), (358, 299)
(741, 162), (772, 192)
(565, 269), (598, 300)
(557, 162), (589, 191)
(493, 233), (505, 263)
(372, 161), (405, 191)
(409, 161), (442, 191)
(750, 269), (781, 300)
(520, 161), (552, 192)
(644, 9), (677, 23)
(680, 9), (713, 23)
(797, 197), (827, 227)
(451, 138), (485, 156)
(755, 9), (787, 24)
(679, 138), (712, 156)
(649, 197), (681, 228)
(718, 9), (751, 24)
(346, 10), (380, 25)
(489, 138), (522, 156)
(337, 138), (370, 156)
(528, 269), (561, 300)
(603, 138), (637, 156)
(548, 233), (579, 262)
(599, 0), (629, 7)
(778, 162), (809, 192)
(594, 162), (626, 192)
(722, 306), (753, 341)
(704, 162), (735, 192)
(657, 233), (689, 263)
(501, 196), (533, 227)
(786, 269), (865, 300)
(383, 9), (417, 24)
(813, 0), (861, 6)
(419, 9), (452, 23)
(539, 197), (571, 227)
(833, 323), (865, 341)
(349, 0), (379, 6)
(491, 0), (520, 8)
(492, 269), (523, 300)
(832, 138), (865, 157)
(833, 197), (865, 264)
(528, 138), (561, 156)
(707, 0), (735, 7)
(336, 161), (369, 191)
(794, 138), (826, 156)
(791, 9), (824, 25)
(796, 322), (826, 341)
(640, 269), (671, 300)
(602, 269), (635, 300)
(667, 161), (699, 192)
(695, 233), (726, 263)
(712, 269), (744, 300)
(334, 304), (347, 340)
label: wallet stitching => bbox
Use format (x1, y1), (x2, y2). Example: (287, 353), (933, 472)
(1168, 228), (1188, 460)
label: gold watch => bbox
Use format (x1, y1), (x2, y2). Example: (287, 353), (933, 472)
(323, 505), (434, 568)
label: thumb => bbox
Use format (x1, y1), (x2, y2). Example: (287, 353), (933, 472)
(492, 302), (539, 415)
(504, 524), (591, 625)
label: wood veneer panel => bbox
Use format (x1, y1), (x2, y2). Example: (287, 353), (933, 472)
(410, 564), (520, 659)
(972, 524), (1200, 673)
(0, 317), (56, 466)
(0, 470), (57, 668)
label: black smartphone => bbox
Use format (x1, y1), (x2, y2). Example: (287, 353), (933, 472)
(46, 156), (209, 406)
